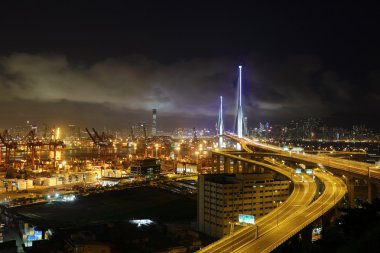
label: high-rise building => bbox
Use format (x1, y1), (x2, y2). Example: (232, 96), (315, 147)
(198, 173), (290, 238)
(152, 109), (157, 136)
(67, 124), (79, 140)
(243, 116), (248, 136)
(132, 122), (148, 139)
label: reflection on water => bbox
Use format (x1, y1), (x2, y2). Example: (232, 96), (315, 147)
(5, 147), (133, 162)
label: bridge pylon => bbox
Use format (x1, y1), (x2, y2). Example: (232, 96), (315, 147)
(217, 96), (224, 149)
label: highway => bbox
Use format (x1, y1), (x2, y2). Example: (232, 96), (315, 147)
(197, 134), (348, 253)
(226, 133), (380, 179)
(235, 170), (346, 253)
(198, 152), (317, 253)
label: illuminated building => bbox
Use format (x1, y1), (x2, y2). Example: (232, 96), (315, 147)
(197, 173), (290, 238)
(152, 109), (157, 136)
(243, 116), (248, 136)
(130, 158), (161, 180)
(67, 124), (80, 139)
(131, 122), (148, 139)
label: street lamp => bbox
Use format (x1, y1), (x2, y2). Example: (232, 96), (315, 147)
(334, 183), (336, 205)
(321, 192), (324, 218)
(276, 201), (282, 226)
(195, 151), (199, 164)
(368, 166), (372, 204)
(368, 166), (371, 182)
(272, 189), (278, 205)
(175, 146), (181, 160)
(260, 184), (264, 216)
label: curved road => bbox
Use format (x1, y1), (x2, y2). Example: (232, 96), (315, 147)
(197, 135), (348, 253)
(198, 152), (317, 253)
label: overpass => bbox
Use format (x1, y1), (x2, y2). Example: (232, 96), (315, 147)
(225, 133), (380, 205)
(197, 136), (347, 253)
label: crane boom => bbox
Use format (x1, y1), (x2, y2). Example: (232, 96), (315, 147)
(85, 128), (97, 143)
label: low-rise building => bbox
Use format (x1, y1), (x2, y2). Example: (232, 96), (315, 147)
(2, 179), (34, 191)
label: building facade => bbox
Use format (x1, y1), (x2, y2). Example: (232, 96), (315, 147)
(198, 173), (290, 238)
(152, 109), (157, 136)
(130, 158), (161, 180)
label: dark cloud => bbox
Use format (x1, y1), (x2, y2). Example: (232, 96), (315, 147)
(0, 52), (379, 131)
(0, 1), (379, 131)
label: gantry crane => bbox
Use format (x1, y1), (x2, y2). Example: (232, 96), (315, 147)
(48, 129), (65, 168)
(85, 128), (114, 160)
(23, 129), (45, 168)
(0, 130), (18, 164)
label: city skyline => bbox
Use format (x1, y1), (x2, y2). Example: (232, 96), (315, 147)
(0, 2), (379, 130)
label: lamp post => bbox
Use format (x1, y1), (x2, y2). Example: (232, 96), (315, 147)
(276, 201), (282, 226)
(276, 202), (279, 226)
(260, 184), (264, 216)
(321, 192), (324, 218)
(176, 147), (180, 160)
(252, 185), (256, 213)
(334, 183), (336, 205)
(368, 166), (372, 204)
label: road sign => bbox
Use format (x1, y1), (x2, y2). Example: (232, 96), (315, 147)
(306, 169), (313, 174)
(239, 214), (255, 224)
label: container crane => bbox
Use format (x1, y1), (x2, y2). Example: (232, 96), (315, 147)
(85, 128), (114, 160)
(48, 129), (65, 168)
(23, 129), (44, 168)
(0, 130), (18, 164)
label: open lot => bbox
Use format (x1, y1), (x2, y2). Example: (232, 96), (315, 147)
(13, 187), (196, 228)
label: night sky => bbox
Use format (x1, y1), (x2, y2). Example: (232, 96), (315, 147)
(0, 1), (379, 131)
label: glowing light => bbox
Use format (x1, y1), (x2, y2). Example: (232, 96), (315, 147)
(239, 214), (254, 224)
(129, 219), (154, 227)
(237, 66), (243, 139)
(55, 127), (61, 139)
(62, 195), (76, 202)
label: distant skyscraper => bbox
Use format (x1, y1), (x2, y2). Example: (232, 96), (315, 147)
(67, 124), (79, 140)
(243, 116), (248, 136)
(259, 122), (265, 134)
(152, 109), (157, 136)
(132, 122), (147, 139)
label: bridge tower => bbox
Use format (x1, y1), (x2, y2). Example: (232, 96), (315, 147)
(237, 65), (243, 138)
(233, 65), (244, 150)
(217, 96), (224, 148)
